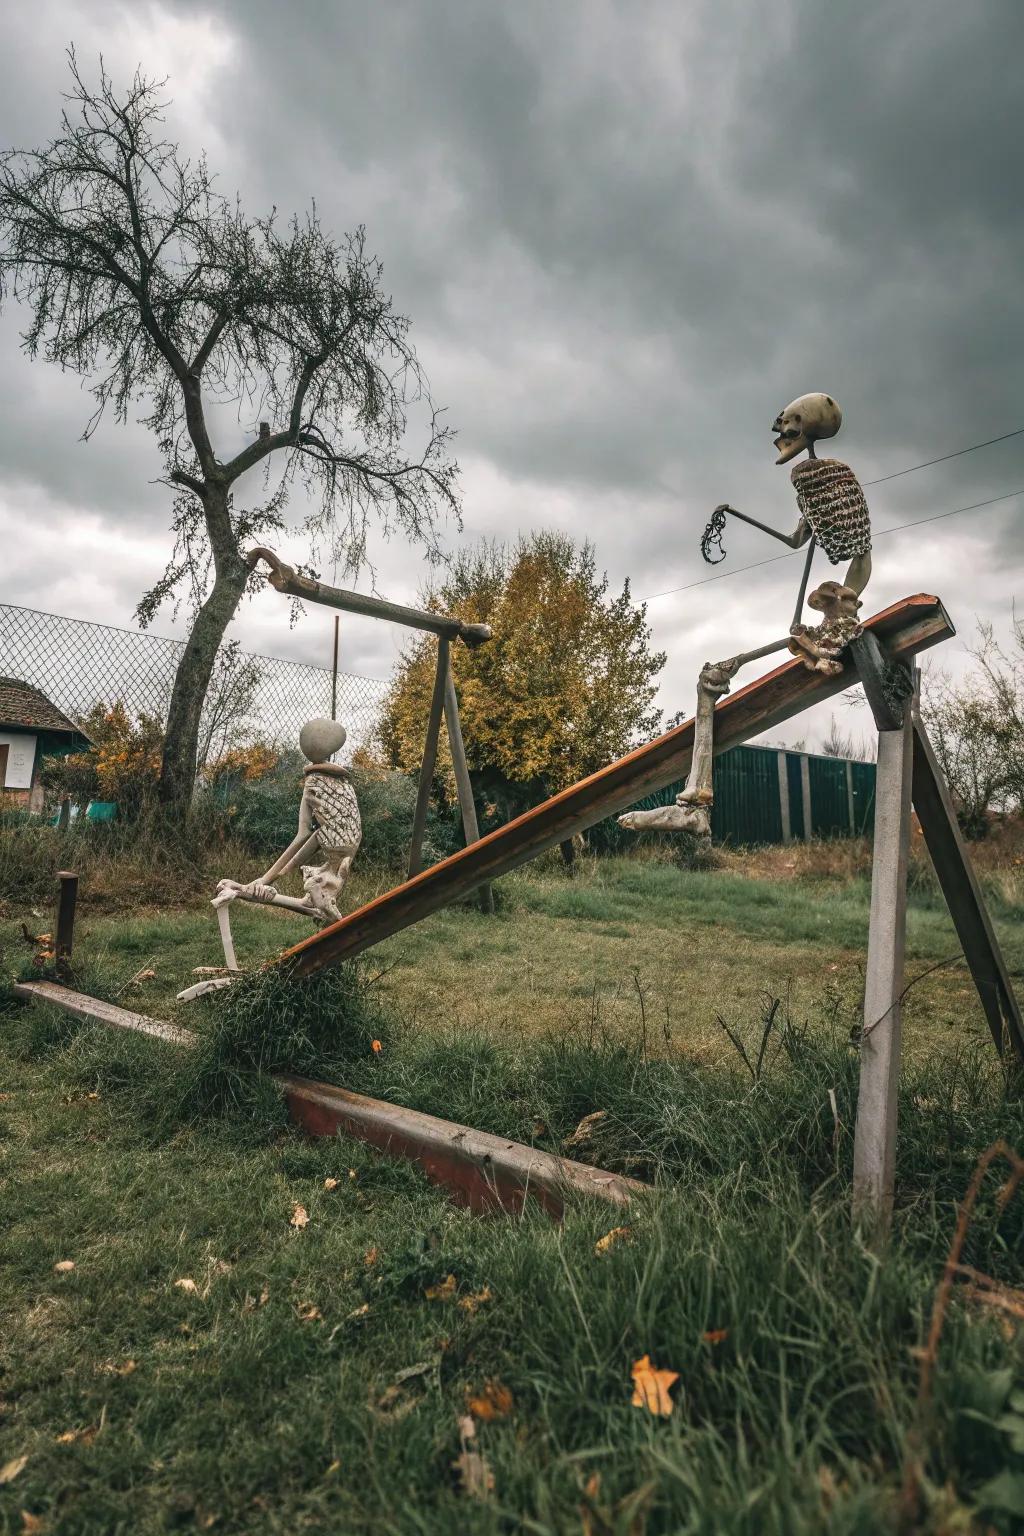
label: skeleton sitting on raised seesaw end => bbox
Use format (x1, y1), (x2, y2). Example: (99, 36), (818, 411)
(618, 393), (871, 840)
(176, 718), (361, 1001)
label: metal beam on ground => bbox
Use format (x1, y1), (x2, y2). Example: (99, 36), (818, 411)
(280, 594), (955, 978)
(12, 980), (643, 1215)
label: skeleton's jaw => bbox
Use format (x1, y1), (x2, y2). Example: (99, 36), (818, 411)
(774, 430), (807, 465)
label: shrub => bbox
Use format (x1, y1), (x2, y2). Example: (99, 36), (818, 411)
(40, 700), (163, 814)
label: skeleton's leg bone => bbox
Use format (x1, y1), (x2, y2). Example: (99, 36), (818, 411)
(843, 550), (872, 595)
(678, 638), (792, 805)
(791, 535), (818, 627)
(619, 637), (791, 837)
(177, 976), (236, 1003)
(216, 902), (240, 971)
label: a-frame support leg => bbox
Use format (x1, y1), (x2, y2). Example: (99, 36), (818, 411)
(911, 709), (1024, 1064)
(444, 661), (494, 914)
(853, 695), (913, 1233)
(408, 638), (449, 880)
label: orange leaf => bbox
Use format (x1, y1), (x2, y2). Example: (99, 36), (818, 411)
(594, 1226), (633, 1256)
(364, 1246), (379, 1267)
(425, 1274), (457, 1302)
(371, 1039), (382, 1054)
(465, 1380), (513, 1420)
(458, 1286), (492, 1314)
(702, 1328), (729, 1346)
(630, 1355), (679, 1417)
(289, 1204), (309, 1229)
(323, 1177), (339, 1191)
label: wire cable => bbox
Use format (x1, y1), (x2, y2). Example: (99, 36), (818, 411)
(862, 427), (1024, 487)
(641, 488), (1024, 602)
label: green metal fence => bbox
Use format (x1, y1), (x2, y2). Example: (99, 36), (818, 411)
(592, 743), (876, 851)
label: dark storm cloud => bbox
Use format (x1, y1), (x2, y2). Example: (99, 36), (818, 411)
(1, 0), (1023, 724)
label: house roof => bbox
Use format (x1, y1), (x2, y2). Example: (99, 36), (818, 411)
(0, 676), (90, 739)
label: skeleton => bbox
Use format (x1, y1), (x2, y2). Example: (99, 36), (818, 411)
(176, 718), (361, 1001)
(619, 394), (871, 840)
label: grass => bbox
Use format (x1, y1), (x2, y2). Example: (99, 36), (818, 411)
(18, 850), (1022, 1066)
(3, 849), (1024, 1530)
(2, 979), (1024, 1533)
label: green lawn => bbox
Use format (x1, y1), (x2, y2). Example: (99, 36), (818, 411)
(3, 855), (1024, 1533)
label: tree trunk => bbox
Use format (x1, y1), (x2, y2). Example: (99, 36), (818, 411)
(158, 493), (249, 812)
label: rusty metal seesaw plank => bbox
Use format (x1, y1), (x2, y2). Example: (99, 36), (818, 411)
(280, 593), (955, 977)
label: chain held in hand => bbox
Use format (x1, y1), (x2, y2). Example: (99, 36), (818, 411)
(700, 505), (728, 565)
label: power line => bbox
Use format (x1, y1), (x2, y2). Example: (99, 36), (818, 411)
(641, 488), (1024, 602)
(862, 427), (1024, 487)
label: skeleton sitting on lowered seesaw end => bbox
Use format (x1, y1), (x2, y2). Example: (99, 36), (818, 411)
(619, 392), (871, 840)
(176, 717), (362, 1001)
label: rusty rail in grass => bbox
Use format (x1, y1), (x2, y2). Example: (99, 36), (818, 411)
(277, 594), (954, 977)
(11, 980), (644, 1216)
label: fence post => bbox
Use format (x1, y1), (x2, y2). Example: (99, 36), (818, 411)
(54, 870), (79, 982)
(799, 754), (812, 841)
(776, 751), (792, 844)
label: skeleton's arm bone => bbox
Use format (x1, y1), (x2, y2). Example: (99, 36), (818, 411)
(259, 827), (321, 884)
(719, 504), (811, 550)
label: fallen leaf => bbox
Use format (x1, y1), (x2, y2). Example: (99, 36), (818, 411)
(465, 1380), (513, 1421)
(289, 1204), (309, 1229)
(128, 968), (157, 987)
(55, 1426), (96, 1446)
(323, 1177), (339, 1191)
(364, 1246), (379, 1267)
(458, 1286), (493, 1314)
(371, 1039), (382, 1054)
(531, 1117), (549, 1138)
(425, 1274), (457, 1302)
(347, 1303), (370, 1321)
(297, 1302), (322, 1322)
(630, 1355), (679, 1417)
(0, 1456), (28, 1485)
(21, 1514), (43, 1534)
(174, 1277), (198, 1294)
(96, 1359), (136, 1377)
(325, 1460), (341, 1476)
(53, 1260), (75, 1274)
(563, 1110), (608, 1150)
(452, 1415), (494, 1500)
(595, 1226), (633, 1256)
(243, 1287), (270, 1312)
(702, 1328), (729, 1346)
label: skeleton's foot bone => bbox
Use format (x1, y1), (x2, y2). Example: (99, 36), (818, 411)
(677, 785), (714, 806)
(617, 804), (711, 837)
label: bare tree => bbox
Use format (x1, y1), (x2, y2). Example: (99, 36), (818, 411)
(0, 54), (458, 810)
(919, 660), (1010, 838)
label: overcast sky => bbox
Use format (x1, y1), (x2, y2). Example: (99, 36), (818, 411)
(2, 0), (1023, 752)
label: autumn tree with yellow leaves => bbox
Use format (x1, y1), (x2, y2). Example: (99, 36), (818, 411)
(377, 533), (665, 829)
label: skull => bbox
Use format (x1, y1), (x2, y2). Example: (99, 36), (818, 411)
(772, 393), (842, 465)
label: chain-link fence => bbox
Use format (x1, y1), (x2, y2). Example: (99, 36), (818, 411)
(0, 602), (388, 765)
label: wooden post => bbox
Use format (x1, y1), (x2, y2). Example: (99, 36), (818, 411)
(852, 683), (915, 1233)
(408, 638), (449, 879)
(443, 661), (494, 914)
(54, 870), (79, 982)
